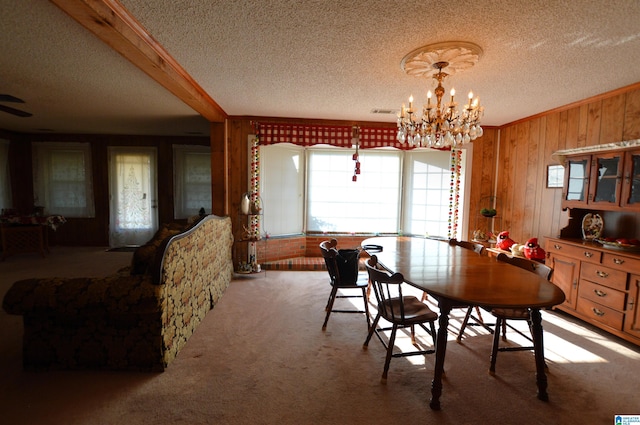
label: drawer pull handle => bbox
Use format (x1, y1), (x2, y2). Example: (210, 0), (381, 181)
(596, 270), (609, 278)
(583, 251), (593, 258)
(593, 289), (607, 297)
(592, 308), (605, 317)
(554, 244), (561, 250)
(613, 258), (624, 265)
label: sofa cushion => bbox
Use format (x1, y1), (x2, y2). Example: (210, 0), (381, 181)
(130, 223), (187, 275)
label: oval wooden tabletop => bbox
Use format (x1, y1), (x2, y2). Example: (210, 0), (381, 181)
(363, 236), (566, 309)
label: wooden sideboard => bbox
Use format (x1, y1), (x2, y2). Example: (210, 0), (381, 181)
(546, 237), (640, 346)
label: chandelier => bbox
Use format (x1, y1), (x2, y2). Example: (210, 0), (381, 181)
(397, 42), (484, 149)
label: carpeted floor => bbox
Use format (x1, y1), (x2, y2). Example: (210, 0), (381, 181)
(1, 247), (639, 424)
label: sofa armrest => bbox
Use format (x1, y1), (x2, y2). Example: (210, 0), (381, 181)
(3, 273), (162, 316)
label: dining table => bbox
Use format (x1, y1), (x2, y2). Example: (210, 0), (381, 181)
(362, 236), (566, 410)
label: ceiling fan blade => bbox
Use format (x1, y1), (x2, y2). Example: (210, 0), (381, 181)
(0, 94), (26, 103)
(0, 104), (32, 117)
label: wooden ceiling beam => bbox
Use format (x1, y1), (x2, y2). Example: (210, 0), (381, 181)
(50, 0), (227, 123)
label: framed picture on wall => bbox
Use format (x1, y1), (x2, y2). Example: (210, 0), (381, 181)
(547, 164), (564, 188)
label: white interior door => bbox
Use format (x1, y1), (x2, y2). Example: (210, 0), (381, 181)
(108, 147), (158, 247)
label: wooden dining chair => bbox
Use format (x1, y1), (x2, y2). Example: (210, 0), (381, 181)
(489, 252), (553, 374)
(320, 239), (371, 331)
(363, 255), (437, 384)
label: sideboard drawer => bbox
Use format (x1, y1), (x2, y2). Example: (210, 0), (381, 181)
(578, 280), (626, 311)
(546, 241), (602, 263)
(580, 262), (628, 291)
(602, 252), (640, 274)
(576, 297), (624, 330)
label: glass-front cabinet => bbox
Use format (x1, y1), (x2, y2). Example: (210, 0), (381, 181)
(589, 151), (623, 208)
(562, 155), (591, 208)
(621, 150), (640, 211)
(561, 148), (640, 211)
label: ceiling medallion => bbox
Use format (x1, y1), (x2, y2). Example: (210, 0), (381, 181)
(397, 41), (484, 149)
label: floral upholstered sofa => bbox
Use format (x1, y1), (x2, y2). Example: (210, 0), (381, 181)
(3, 214), (234, 372)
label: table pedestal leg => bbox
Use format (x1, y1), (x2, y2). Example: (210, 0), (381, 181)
(430, 299), (452, 410)
(530, 308), (548, 401)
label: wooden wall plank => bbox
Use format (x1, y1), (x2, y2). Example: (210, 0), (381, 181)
(523, 119), (540, 241)
(600, 95), (626, 144)
(586, 101), (603, 147)
(623, 90), (640, 140)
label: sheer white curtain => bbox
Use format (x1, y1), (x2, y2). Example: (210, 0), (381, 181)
(32, 142), (95, 217)
(108, 147), (158, 247)
(0, 139), (11, 211)
(173, 145), (211, 219)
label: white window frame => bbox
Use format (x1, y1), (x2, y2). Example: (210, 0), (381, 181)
(306, 146), (402, 234)
(402, 149), (467, 239)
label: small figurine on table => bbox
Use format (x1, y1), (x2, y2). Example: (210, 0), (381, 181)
(523, 237), (546, 262)
(496, 231), (516, 251)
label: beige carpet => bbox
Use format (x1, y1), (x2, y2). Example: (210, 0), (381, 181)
(1, 247), (639, 424)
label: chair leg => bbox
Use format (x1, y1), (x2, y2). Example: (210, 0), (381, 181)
(489, 317), (503, 374)
(410, 324), (416, 344)
(502, 319), (508, 341)
(429, 321), (437, 346)
(474, 306), (484, 324)
(421, 291), (428, 302)
(457, 306), (474, 342)
(527, 319), (549, 371)
(381, 324), (398, 384)
(361, 287), (371, 329)
(363, 313), (382, 348)
(322, 286), (339, 330)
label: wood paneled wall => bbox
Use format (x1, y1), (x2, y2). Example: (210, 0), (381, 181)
(493, 83), (640, 247)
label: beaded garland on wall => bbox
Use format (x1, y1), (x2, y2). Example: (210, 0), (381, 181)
(448, 148), (462, 239)
(250, 135), (261, 240)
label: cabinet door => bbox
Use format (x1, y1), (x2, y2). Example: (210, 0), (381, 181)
(624, 274), (640, 339)
(621, 149), (640, 211)
(588, 151), (622, 209)
(549, 254), (580, 310)
(562, 155), (591, 209)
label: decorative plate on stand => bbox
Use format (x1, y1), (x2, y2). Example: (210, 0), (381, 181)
(581, 213), (603, 240)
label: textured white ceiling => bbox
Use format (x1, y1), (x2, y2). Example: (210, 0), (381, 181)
(1, 0), (640, 136)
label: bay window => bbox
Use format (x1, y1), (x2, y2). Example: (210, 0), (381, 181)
(260, 143), (466, 238)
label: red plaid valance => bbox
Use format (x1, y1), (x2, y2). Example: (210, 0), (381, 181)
(254, 122), (413, 150)
(256, 123), (353, 147)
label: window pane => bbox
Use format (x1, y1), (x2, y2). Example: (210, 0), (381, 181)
(32, 142), (95, 217)
(404, 149), (462, 238)
(307, 148), (400, 233)
(173, 146), (211, 219)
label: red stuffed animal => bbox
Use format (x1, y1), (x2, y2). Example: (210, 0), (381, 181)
(496, 231), (516, 251)
(523, 237), (546, 262)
